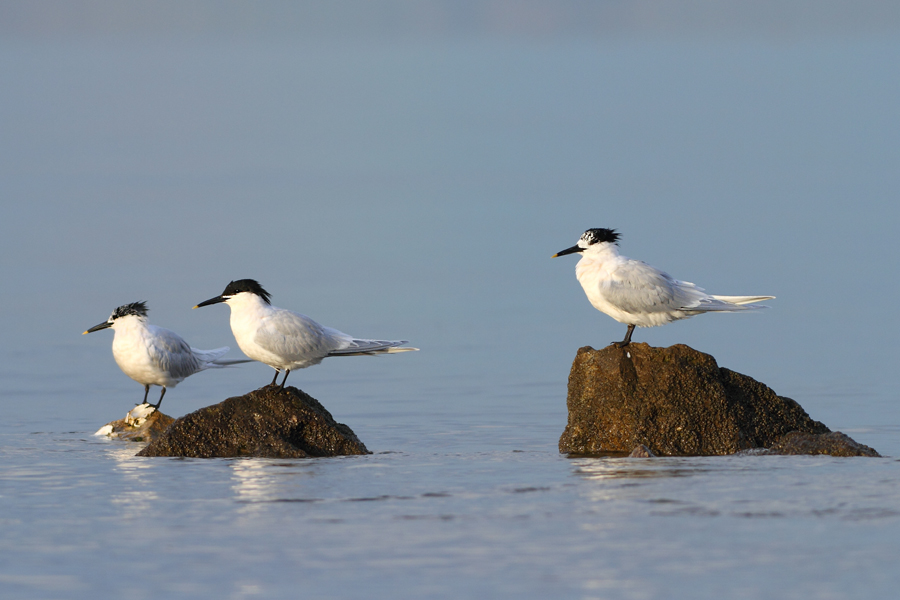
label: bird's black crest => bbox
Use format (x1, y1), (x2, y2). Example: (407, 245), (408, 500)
(223, 279), (272, 304)
(112, 301), (148, 320)
(582, 228), (620, 245)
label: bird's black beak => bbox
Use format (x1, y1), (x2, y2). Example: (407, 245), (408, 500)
(194, 295), (226, 309)
(83, 321), (112, 334)
(552, 245), (583, 258)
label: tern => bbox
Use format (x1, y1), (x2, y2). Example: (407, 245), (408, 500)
(553, 228), (774, 347)
(194, 279), (418, 388)
(83, 301), (248, 409)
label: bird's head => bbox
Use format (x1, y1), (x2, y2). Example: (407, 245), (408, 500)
(553, 228), (620, 258)
(83, 301), (148, 334)
(194, 279), (272, 309)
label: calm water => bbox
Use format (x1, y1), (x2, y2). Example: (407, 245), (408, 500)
(2, 3), (900, 598)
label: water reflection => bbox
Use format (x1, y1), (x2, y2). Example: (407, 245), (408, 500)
(569, 456), (724, 506)
(229, 459), (318, 514)
(230, 459), (278, 507)
(104, 441), (160, 519)
(570, 457), (708, 482)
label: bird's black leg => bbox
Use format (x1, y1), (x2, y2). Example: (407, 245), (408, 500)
(151, 387), (166, 410)
(614, 324), (635, 348)
(279, 370), (291, 389)
(140, 384), (150, 406)
(270, 370), (280, 386)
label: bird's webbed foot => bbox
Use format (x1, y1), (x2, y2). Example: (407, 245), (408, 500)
(611, 324), (635, 348)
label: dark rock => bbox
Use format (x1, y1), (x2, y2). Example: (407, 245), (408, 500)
(628, 444), (655, 458)
(95, 405), (175, 442)
(767, 431), (881, 457)
(558, 343), (869, 457)
(137, 386), (370, 458)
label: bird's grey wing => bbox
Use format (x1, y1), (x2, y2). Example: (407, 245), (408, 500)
(602, 261), (687, 313)
(147, 326), (202, 380)
(604, 261), (759, 315)
(254, 310), (346, 358)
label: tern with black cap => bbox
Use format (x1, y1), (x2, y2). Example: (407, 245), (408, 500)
(83, 302), (248, 409)
(553, 228), (774, 347)
(195, 279), (418, 388)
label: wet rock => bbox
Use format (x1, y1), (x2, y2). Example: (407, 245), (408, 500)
(767, 431), (881, 457)
(558, 343), (873, 457)
(628, 444), (655, 458)
(95, 404), (175, 442)
(137, 386), (370, 458)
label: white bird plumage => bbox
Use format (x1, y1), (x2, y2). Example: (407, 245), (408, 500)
(554, 228), (774, 347)
(194, 279), (418, 388)
(83, 301), (247, 408)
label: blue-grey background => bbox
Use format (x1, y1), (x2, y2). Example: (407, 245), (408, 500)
(1, 2), (899, 599)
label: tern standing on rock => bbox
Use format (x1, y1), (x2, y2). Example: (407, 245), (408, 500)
(194, 279), (418, 388)
(553, 228), (774, 347)
(83, 302), (247, 409)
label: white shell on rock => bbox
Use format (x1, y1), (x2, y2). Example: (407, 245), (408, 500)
(125, 403), (156, 427)
(94, 424), (115, 437)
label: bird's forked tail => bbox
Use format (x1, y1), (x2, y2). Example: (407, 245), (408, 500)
(192, 346), (253, 368)
(328, 339), (419, 357)
(710, 295), (775, 306)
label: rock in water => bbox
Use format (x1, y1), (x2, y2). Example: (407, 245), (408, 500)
(628, 444), (656, 458)
(138, 386), (370, 458)
(95, 404), (175, 442)
(767, 431), (880, 457)
(559, 343), (857, 456)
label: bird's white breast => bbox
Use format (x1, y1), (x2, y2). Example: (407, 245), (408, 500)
(228, 299), (280, 364)
(576, 255), (633, 324)
(111, 319), (179, 387)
